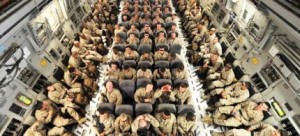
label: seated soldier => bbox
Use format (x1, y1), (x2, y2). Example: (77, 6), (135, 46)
(119, 64), (137, 82)
(127, 24), (140, 36)
(154, 83), (176, 103)
(131, 114), (160, 136)
(154, 22), (166, 35)
(124, 46), (139, 62)
(106, 61), (121, 80)
(140, 32), (153, 45)
(211, 122), (287, 136)
(82, 50), (107, 63)
(155, 110), (177, 136)
(134, 82), (156, 104)
(64, 67), (87, 88)
(168, 32), (181, 45)
(61, 94), (86, 124)
(93, 110), (115, 136)
(206, 63), (235, 90)
(24, 121), (46, 136)
(69, 51), (85, 69)
(126, 33), (140, 45)
(196, 52), (223, 79)
(137, 65), (153, 79)
(47, 82), (81, 104)
(173, 83), (192, 105)
(203, 81), (250, 107)
(168, 52), (179, 62)
(141, 23), (154, 36)
(155, 31), (168, 45)
(154, 47), (169, 61)
(114, 34), (125, 44)
(171, 63), (186, 80)
(139, 52), (154, 65)
(114, 113), (133, 136)
(153, 67), (171, 81)
(35, 100), (57, 124)
(99, 81), (123, 105)
(111, 46), (124, 62)
(177, 112), (196, 136)
(202, 101), (270, 127)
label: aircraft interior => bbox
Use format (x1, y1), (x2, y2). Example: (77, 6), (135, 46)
(0, 0), (300, 136)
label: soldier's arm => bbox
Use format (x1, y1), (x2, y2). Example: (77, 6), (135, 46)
(166, 70), (172, 79)
(154, 89), (163, 99)
(114, 118), (121, 133)
(131, 119), (139, 134)
(172, 115), (177, 135)
(186, 91), (192, 104)
(189, 121), (197, 133)
(116, 90), (123, 105)
(104, 118), (115, 135)
(132, 69), (137, 80)
(222, 72), (235, 85)
(169, 91), (176, 102)
(248, 122), (269, 131)
(134, 90), (142, 103)
(242, 113), (264, 126)
(177, 116), (186, 134)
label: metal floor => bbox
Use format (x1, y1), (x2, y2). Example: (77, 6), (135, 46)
(72, 1), (224, 136)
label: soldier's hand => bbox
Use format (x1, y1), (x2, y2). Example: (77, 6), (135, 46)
(144, 99), (150, 103)
(248, 127), (254, 131)
(100, 132), (105, 136)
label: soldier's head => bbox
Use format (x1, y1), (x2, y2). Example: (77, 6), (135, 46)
(119, 113), (129, 122)
(99, 110), (109, 118)
(37, 101), (50, 111)
(141, 65), (148, 71)
(130, 24), (136, 30)
(224, 63), (233, 71)
(170, 32), (177, 39)
(129, 33), (135, 39)
(162, 110), (171, 120)
(156, 22), (162, 29)
(125, 46), (132, 53)
(105, 81), (114, 92)
(110, 62), (118, 70)
(112, 46), (119, 54)
(256, 102), (271, 111)
(197, 21), (205, 29)
(122, 14), (128, 21)
(46, 84), (55, 92)
(209, 28), (216, 35)
(171, 24), (177, 30)
(210, 52), (219, 61)
(143, 32), (150, 38)
(114, 35), (121, 42)
(212, 37), (219, 44)
(73, 41), (80, 47)
(186, 112), (196, 121)
(276, 129), (288, 136)
(159, 67), (166, 73)
(158, 47), (165, 53)
(179, 83), (188, 92)
(138, 116), (148, 129)
(145, 82), (153, 93)
(241, 82), (250, 90)
(158, 32), (165, 38)
(177, 63), (184, 71)
(169, 52), (177, 60)
(144, 24), (150, 30)
(123, 64), (130, 71)
(143, 51), (150, 57)
(68, 67), (76, 73)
